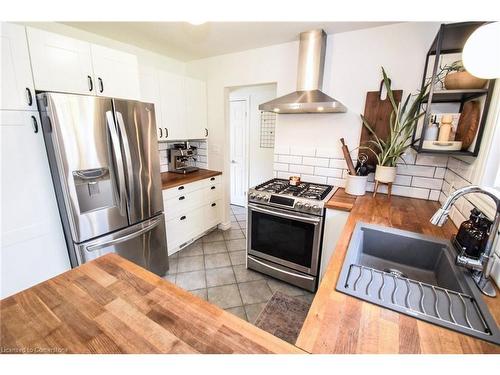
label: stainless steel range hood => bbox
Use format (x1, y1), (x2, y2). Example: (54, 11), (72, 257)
(259, 29), (347, 114)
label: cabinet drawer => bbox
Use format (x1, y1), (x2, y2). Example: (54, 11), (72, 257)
(205, 183), (222, 202)
(166, 207), (203, 251)
(164, 189), (204, 221)
(204, 200), (222, 231)
(206, 175), (221, 186)
(163, 178), (206, 200)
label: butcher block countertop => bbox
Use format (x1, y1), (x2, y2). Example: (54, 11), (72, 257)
(161, 169), (222, 190)
(296, 190), (500, 353)
(0, 253), (302, 354)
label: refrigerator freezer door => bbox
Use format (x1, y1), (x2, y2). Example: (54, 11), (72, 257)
(39, 93), (129, 243)
(113, 99), (163, 224)
(76, 214), (169, 275)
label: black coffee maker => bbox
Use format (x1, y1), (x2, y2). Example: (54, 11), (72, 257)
(454, 208), (492, 259)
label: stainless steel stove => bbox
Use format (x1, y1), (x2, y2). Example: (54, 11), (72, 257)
(247, 178), (337, 292)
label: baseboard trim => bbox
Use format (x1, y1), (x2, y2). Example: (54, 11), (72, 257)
(218, 221), (232, 230)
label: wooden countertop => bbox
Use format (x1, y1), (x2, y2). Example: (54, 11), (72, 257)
(161, 169), (222, 190)
(0, 253), (302, 354)
(325, 188), (357, 211)
(297, 190), (500, 353)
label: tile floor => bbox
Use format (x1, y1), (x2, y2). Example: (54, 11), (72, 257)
(163, 204), (315, 324)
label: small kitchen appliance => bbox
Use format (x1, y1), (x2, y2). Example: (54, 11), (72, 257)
(247, 178), (337, 292)
(167, 142), (199, 174)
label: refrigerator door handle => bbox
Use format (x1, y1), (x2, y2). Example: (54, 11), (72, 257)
(105, 111), (127, 216)
(86, 215), (162, 253)
(115, 111), (134, 213)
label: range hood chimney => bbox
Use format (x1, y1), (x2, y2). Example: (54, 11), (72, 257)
(259, 29), (347, 114)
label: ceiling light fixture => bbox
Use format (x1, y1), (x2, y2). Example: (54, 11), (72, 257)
(463, 22), (500, 79)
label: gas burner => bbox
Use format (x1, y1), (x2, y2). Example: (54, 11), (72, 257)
(253, 178), (335, 202)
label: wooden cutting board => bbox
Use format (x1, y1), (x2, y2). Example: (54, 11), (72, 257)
(359, 80), (403, 166)
(455, 100), (481, 150)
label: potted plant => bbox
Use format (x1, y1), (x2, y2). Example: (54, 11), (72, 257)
(361, 68), (429, 184)
(438, 60), (487, 90)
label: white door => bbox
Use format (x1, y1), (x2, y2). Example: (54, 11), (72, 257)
(26, 27), (94, 95)
(229, 99), (248, 207)
(1, 23), (37, 111)
(0, 110), (70, 298)
(185, 77), (208, 139)
(139, 65), (164, 140)
(91, 44), (140, 100)
(159, 71), (187, 140)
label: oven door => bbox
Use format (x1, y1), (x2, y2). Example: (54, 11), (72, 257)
(247, 203), (322, 275)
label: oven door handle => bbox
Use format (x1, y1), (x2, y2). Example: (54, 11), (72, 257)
(248, 204), (321, 224)
(248, 256), (315, 281)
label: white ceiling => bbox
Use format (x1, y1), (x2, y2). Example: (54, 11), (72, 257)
(63, 22), (396, 62)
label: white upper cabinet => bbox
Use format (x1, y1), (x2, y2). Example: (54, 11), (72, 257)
(91, 44), (140, 100)
(139, 65), (164, 140)
(159, 71), (188, 140)
(185, 77), (208, 140)
(1, 23), (37, 111)
(27, 27), (94, 95)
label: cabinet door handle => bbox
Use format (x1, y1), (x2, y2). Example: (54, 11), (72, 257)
(178, 186), (184, 191)
(205, 128), (208, 137)
(210, 177), (215, 181)
(165, 128), (168, 138)
(31, 115), (38, 133)
(87, 76), (93, 92)
(180, 216), (186, 221)
(179, 196), (185, 200)
(159, 128), (163, 138)
(98, 77), (104, 93)
(211, 203), (216, 207)
(211, 186), (216, 190)
(26, 88), (33, 106)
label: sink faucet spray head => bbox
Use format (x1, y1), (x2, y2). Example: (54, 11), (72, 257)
(430, 208), (449, 226)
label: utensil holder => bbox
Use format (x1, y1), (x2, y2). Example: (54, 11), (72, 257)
(345, 174), (368, 196)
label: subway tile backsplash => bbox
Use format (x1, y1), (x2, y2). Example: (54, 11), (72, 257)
(158, 140), (208, 173)
(273, 146), (448, 201)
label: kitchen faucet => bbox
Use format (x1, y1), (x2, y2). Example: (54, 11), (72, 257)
(430, 185), (500, 297)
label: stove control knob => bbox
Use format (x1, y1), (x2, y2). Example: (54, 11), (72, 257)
(296, 202), (304, 209)
(249, 193), (256, 200)
(257, 195), (264, 201)
(303, 203), (311, 210)
(312, 205), (321, 213)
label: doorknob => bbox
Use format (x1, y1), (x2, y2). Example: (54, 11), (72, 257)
(231, 160), (237, 164)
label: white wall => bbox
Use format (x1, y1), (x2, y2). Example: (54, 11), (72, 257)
(229, 84), (277, 188)
(187, 22), (442, 223)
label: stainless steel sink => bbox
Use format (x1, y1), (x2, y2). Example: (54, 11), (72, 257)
(336, 223), (500, 345)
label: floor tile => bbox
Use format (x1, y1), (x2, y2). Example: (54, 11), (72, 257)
(229, 250), (246, 266)
(226, 239), (246, 252)
(175, 270), (206, 291)
(235, 214), (247, 222)
(163, 274), (176, 284)
(202, 241), (227, 255)
(189, 288), (208, 301)
(202, 230), (224, 243)
(238, 280), (273, 305)
(230, 215), (238, 222)
(165, 257), (178, 275)
(207, 284), (242, 309)
(177, 255), (204, 273)
(266, 277), (307, 297)
(225, 306), (247, 321)
(233, 265), (265, 283)
(244, 303), (267, 323)
(178, 241), (203, 257)
(206, 266), (236, 287)
(295, 293), (315, 305)
(231, 206), (246, 215)
(227, 222), (241, 231)
(204, 253), (231, 269)
(239, 221), (247, 229)
(222, 229), (245, 240)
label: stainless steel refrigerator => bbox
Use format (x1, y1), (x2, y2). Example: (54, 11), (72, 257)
(37, 92), (169, 275)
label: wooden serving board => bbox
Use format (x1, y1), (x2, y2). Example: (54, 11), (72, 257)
(455, 100), (481, 150)
(360, 81), (403, 166)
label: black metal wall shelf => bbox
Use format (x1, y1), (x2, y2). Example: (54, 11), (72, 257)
(411, 22), (494, 157)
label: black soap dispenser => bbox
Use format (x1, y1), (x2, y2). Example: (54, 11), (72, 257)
(455, 208), (492, 259)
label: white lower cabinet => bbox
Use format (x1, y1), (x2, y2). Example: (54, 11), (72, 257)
(164, 175), (222, 255)
(0, 110), (71, 298)
(319, 208), (349, 281)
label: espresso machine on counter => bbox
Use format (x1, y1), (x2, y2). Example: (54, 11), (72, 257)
(167, 142), (200, 174)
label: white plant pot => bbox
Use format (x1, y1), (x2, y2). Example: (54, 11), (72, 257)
(375, 165), (397, 183)
(345, 174), (368, 196)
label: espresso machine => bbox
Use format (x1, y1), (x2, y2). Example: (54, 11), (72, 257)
(167, 142), (200, 174)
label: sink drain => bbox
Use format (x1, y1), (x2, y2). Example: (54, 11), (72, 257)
(383, 268), (408, 278)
